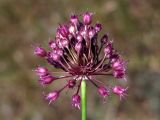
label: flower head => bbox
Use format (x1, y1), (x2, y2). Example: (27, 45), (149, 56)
(33, 12), (128, 109)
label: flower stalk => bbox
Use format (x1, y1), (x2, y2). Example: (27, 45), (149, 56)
(81, 79), (87, 120)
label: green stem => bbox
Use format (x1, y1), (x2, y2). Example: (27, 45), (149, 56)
(81, 79), (87, 120)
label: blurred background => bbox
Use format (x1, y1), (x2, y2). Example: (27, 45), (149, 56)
(0, 0), (160, 120)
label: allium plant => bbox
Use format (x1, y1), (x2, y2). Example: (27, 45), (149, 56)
(34, 12), (127, 120)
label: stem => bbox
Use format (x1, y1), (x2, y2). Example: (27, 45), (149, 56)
(81, 79), (87, 120)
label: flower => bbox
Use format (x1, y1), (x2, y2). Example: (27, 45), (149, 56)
(39, 74), (55, 85)
(95, 23), (102, 33)
(72, 94), (81, 109)
(35, 66), (48, 77)
(112, 86), (128, 100)
(68, 80), (76, 88)
(82, 12), (93, 25)
(33, 12), (128, 109)
(112, 58), (126, 78)
(45, 91), (59, 104)
(34, 46), (47, 57)
(98, 86), (110, 98)
(70, 15), (78, 25)
(101, 34), (108, 44)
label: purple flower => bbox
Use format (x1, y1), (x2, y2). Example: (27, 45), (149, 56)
(69, 24), (76, 35)
(72, 94), (81, 109)
(35, 66), (48, 77)
(95, 23), (102, 33)
(101, 34), (109, 44)
(45, 91), (59, 104)
(39, 74), (55, 85)
(104, 42), (113, 58)
(98, 86), (110, 98)
(75, 42), (82, 53)
(49, 52), (61, 62)
(68, 80), (76, 88)
(112, 58), (126, 79)
(112, 86), (128, 100)
(49, 40), (57, 49)
(57, 25), (69, 38)
(70, 15), (78, 25)
(88, 27), (96, 39)
(34, 46), (47, 57)
(82, 12), (93, 25)
(76, 34), (83, 42)
(33, 12), (128, 108)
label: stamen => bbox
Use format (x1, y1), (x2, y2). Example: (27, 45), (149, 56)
(87, 76), (98, 88)
(66, 47), (77, 63)
(59, 61), (70, 71)
(92, 55), (106, 72)
(83, 53), (89, 63)
(61, 56), (72, 68)
(90, 77), (105, 86)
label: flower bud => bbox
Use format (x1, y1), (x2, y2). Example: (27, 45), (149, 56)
(57, 40), (63, 48)
(112, 59), (126, 79)
(70, 15), (78, 25)
(35, 66), (48, 77)
(95, 23), (102, 33)
(34, 46), (47, 57)
(83, 12), (93, 25)
(72, 94), (81, 109)
(49, 40), (57, 49)
(101, 34), (108, 44)
(113, 70), (125, 79)
(56, 48), (63, 56)
(75, 42), (82, 53)
(110, 54), (119, 63)
(104, 43), (113, 58)
(98, 86), (110, 98)
(76, 34), (83, 42)
(57, 25), (69, 38)
(45, 91), (59, 104)
(50, 52), (60, 61)
(61, 39), (69, 48)
(68, 80), (76, 88)
(69, 24), (76, 34)
(80, 29), (87, 39)
(112, 59), (123, 69)
(39, 74), (55, 85)
(88, 27), (96, 39)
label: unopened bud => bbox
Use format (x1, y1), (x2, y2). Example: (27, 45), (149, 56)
(83, 12), (93, 25)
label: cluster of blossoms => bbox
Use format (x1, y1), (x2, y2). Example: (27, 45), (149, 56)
(34, 12), (127, 109)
